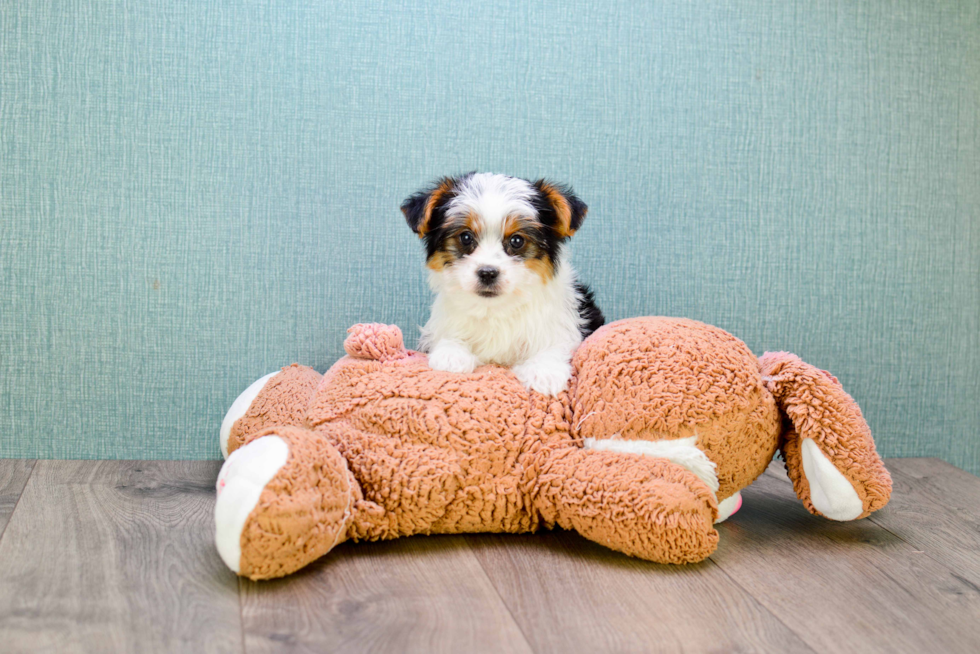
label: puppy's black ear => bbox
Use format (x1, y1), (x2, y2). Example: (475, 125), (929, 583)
(400, 176), (457, 237)
(532, 179), (588, 238)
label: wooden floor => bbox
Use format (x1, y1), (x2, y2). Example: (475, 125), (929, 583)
(0, 458), (978, 653)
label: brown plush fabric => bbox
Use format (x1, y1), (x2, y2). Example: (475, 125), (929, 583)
(759, 352), (892, 518)
(237, 425), (354, 580)
(227, 364), (321, 454)
(223, 319), (891, 580)
(343, 322), (411, 362)
(571, 317), (781, 501)
(312, 354), (544, 539)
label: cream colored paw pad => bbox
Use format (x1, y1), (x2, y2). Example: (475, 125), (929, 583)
(800, 438), (863, 521)
(215, 435), (289, 573)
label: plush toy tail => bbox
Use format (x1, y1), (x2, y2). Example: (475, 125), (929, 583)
(759, 352), (891, 520)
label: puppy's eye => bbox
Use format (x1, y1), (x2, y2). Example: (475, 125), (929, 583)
(508, 234), (525, 249)
(459, 232), (474, 247)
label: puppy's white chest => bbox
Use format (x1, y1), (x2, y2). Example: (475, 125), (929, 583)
(459, 318), (531, 367)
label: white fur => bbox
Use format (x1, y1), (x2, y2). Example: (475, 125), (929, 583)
(421, 173), (586, 395)
(423, 258), (584, 367)
(512, 347), (575, 397)
(800, 438), (864, 520)
(214, 435), (290, 574)
(427, 338), (482, 374)
(446, 172), (538, 225)
(583, 436), (720, 495)
(219, 371), (278, 459)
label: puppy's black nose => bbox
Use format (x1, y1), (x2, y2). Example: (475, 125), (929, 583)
(477, 267), (499, 284)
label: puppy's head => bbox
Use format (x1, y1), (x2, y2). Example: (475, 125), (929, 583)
(400, 172), (587, 299)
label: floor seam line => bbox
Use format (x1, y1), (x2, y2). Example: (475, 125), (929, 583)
(0, 459), (38, 547)
(237, 576), (248, 654)
(464, 536), (539, 654)
(706, 555), (818, 653)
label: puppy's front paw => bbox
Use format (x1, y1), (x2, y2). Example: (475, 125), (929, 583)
(513, 358), (572, 396)
(427, 340), (481, 374)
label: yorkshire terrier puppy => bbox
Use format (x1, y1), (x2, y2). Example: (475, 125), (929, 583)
(401, 172), (604, 395)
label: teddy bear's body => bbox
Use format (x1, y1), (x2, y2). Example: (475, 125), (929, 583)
(215, 318), (891, 580)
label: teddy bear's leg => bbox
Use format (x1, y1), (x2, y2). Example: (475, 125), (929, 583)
(219, 364), (322, 458)
(215, 425), (357, 580)
(533, 447), (720, 564)
(219, 372), (278, 458)
(760, 352), (892, 521)
(582, 435), (743, 524)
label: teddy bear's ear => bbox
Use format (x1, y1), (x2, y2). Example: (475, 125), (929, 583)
(400, 176), (458, 237)
(532, 179), (588, 238)
(344, 323), (407, 362)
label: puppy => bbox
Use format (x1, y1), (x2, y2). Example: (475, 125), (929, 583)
(400, 172), (604, 395)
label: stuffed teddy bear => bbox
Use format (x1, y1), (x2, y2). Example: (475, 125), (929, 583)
(214, 317), (891, 580)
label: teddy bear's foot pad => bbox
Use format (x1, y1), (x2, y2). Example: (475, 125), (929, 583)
(715, 491), (742, 523)
(800, 438), (863, 521)
(215, 435), (290, 573)
(215, 426), (358, 580)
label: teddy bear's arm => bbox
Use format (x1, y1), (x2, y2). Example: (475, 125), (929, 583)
(760, 352), (892, 520)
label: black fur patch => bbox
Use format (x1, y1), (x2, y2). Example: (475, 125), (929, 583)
(421, 200), (456, 261)
(575, 282), (605, 338)
(400, 191), (431, 234)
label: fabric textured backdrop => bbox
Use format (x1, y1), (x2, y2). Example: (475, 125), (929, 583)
(2, 1), (978, 470)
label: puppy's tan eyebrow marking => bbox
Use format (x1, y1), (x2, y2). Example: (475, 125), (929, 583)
(462, 211), (484, 237)
(502, 214), (535, 237)
(443, 211), (484, 238)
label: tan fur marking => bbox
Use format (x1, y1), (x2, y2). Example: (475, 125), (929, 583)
(502, 214), (523, 237)
(539, 182), (575, 237)
(526, 257), (556, 283)
(426, 212), (483, 270)
(462, 212), (484, 238)
(427, 251), (454, 271)
(418, 178), (456, 237)
(503, 214), (553, 282)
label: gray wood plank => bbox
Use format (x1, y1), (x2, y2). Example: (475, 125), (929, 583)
(240, 534), (533, 654)
(884, 457), (980, 503)
(468, 530), (813, 653)
(764, 458), (980, 587)
(711, 461), (980, 654)
(873, 458), (980, 585)
(0, 460), (242, 654)
(0, 460), (35, 540)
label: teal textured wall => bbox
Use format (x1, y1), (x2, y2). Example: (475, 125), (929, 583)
(1, 1), (978, 470)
